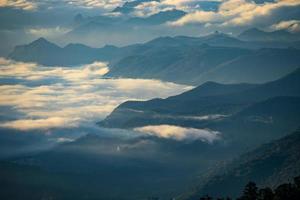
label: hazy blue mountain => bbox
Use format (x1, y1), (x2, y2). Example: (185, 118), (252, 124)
(106, 34), (300, 85)
(107, 44), (252, 85)
(9, 34), (250, 68)
(100, 68), (300, 130)
(9, 37), (122, 66)
(0, 132), (229, 200)
(197, 47), (300, 84)
(170, 81), (258, 99)
(0, 128), (55, 159)
(238, 28), (300, 42)
(208, 96), (300, 149)
(184, 129), (300, 199)
(9, 34), (300, 85)
(146, 33), (251, 48)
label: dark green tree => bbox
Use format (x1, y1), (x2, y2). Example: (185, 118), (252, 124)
(294, 176), (300, 189)
(200, 195), (212, 200)
(258, 187), (274, 200)
(240, 181), (258, 200)
(274, 183), (294, 200)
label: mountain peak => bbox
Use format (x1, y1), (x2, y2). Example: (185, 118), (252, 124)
(34, 37), (49, 43)
(29, 37), (59, 49)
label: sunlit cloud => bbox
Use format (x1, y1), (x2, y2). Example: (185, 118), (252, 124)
(132, 1), (175, 17)
(26, 26), (71, 38)
(131, 0), (222, 17)
(134, 124), (221, 142)
(0, 117), (77, 130)
(0, 58), (192, 131)
(270, 20), (300, 33)
(66, 0), (124, 10)
(0, 0), (37, 10)
(169, 0), (300, 27)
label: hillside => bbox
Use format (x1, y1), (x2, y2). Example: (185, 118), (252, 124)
(0, 133), (230, 200)
(100, 68), (300, 129)
(184, 129), (300, 199)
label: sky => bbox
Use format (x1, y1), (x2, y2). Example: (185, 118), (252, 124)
(0, 0), (300, 55)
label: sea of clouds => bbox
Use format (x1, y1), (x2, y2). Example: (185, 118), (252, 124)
(0, 58), (193, 131)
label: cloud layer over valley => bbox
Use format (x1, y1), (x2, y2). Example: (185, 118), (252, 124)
(0, 58), (192, 131)
(135, 124), (221, 142)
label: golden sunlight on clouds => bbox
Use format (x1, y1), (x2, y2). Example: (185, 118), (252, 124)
(270, 20), (300, 33)
(0, 0), (37, 10)
(134, 124), (221, 142)
(0, 117), (77, 130)
(0, 58), (191, 131)
(169, 0), (300, 27)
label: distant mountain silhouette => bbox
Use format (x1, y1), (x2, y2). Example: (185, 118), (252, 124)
(108, 44), (300, 85)
(9, 37), (122, 66)
(107, 43), (252, 85)
(9, 34), (300, 85)
(198, 47), (300, 84)
(100, 68), (300, 129)
(238, 28), (300, 42)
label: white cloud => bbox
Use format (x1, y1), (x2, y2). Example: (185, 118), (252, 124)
(26, 26), (71, 38)
(0, 0), (37, 10)
(134, 124), (221, 142)
(0, 58), (192, 130)
(132, 1), (175, 17)
(65, 0), (124, 10)
(169, 0), (300, 27)
(270, 20), (300, 33)
(0, 117), (77, 130)
(131, 0), (224, 17)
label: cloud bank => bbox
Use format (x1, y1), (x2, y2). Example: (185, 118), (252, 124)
(134, 124), (221, 142)
(0, 0), (37, 10)
(270, 19), (300, 32)
(169, 0), (300, 28)
(0, 58), (192, 130)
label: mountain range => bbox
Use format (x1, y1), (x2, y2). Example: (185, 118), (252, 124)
(9, 32), (300, 85)
(100, 68), (300, 151)
(238, 28), (300, 42)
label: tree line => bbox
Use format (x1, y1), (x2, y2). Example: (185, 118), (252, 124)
(200, 176), (300, 200)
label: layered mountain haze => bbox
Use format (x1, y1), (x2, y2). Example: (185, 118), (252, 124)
(238, 28), (300, 42)
(1, 1), (300, 200)
(9, 33), (300, 85)
(100, 68), (300, 128)
(9, 38), (122, 66)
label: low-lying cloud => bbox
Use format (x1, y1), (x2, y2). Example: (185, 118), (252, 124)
(134, 124), (221, 142)
(270, 20), (300, 33)
(0, 58), (192, 130)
